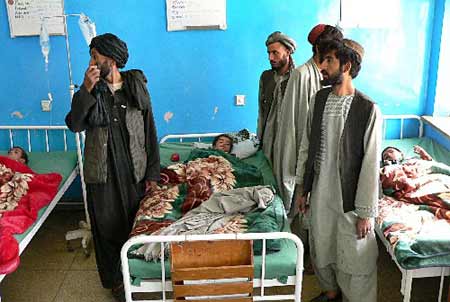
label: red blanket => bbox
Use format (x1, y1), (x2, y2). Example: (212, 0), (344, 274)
(0, 156), (62, 275)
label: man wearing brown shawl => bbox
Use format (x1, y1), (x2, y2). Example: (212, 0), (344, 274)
(65, 33), (160, 301)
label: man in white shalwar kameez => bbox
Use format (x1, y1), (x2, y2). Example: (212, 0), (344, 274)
(295, 39), (381, 302)
(258, 26), (343, 216)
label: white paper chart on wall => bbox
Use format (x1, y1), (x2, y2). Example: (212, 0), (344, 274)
(166, 0), (227, 31)
(5, 0), (65, 38)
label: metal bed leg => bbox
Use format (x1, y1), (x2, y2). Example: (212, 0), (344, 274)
(402, 270), (412, 302)
(438, 268), (445, 302)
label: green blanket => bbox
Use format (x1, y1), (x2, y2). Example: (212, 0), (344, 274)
(130, 147), (286, 257)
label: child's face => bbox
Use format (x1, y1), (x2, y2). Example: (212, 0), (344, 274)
(382, 147), (403, 162)
(8, 147), (25, 164)
(214, 137), (232, 153)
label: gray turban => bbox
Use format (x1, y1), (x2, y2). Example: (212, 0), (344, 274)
(265, 31), (297, 53)
(89, 33), (129, 68)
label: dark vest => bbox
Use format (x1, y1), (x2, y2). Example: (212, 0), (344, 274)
(259, 70), (290, 142)
(303, 87), (374, 212)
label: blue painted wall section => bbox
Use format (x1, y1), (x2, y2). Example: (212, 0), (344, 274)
(1, 0), (449, 198)
(0, 0), (436, 138)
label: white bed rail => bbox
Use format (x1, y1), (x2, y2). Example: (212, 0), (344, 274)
(160, 133), (225, 143)
(382, 114), (423, 139)
(121, 232), (304, 302)
(0, 125), (72, 152)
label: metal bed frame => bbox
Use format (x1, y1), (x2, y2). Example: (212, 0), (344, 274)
(380, 115), (450, 302)
(0, 125), (87, 283)
(120, 133), (304, 302)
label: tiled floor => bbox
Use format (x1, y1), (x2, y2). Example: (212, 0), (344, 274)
(0, 208), (448, 302)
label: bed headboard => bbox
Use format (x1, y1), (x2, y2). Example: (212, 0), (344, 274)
(382, 115), (423, 139)
(159, 132), (224, 143)
(0, 125), (79, 152)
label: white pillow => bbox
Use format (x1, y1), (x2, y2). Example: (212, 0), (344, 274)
(229, 129), (260, 159)
(192, 142), (212, 149)
(231, 138), (260, 159)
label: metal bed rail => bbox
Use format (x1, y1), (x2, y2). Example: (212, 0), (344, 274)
(160, 133), (225, 143)
(0, 125), (73, 152)
(382, 114), (423, 139)
(121, 232), (304, 302)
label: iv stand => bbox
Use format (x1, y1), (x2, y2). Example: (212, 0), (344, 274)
(42, 14), (92, 256)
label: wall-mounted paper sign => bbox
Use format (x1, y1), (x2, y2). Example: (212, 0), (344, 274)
(5, 0), (65, 38)
(166, 0), (227, 31)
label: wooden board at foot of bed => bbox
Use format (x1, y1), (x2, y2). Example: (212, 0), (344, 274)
(170, 240), (254, 301)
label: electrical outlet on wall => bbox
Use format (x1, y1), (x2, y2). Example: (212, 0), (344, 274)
(235, 95), (245, 106)
(41, 100), (52, 112)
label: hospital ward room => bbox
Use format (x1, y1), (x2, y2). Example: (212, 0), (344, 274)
(1, 0), (450, 302)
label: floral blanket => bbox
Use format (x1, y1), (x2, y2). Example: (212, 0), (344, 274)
(0, 156), (62, 275)
(129, 149), (286, 259)
(378, 169), (450, 269)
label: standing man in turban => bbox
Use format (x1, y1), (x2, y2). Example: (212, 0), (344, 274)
(257, 31), (298, 212)
(65, 33), (160, 301)
(295, 39), (381, 302)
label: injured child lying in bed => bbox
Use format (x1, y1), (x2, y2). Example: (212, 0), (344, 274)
(0, 152), (62, 275)
(128, 144), (285, 261)
(377, 145), (450, 269)
(380, 145), (450, 214)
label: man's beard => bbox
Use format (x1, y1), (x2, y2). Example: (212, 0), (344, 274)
(98, 61), (111, 79)
(270, 57), (289, 72)
(321, 69), (343, 86)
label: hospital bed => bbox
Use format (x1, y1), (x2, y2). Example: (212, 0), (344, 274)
(120, 133), (304, 302)
(379, 115), (450, 302)
(0, 125), (86, 283)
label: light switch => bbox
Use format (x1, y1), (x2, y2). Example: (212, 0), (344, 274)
(41, 100), (52, 112)
(235, 95), (245, 106)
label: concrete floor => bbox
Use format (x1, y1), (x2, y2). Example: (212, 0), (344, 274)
(0, 209), (448, 302)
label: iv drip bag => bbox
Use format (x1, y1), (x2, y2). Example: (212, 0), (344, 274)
(78, 13), (97, 45)
(40, 18), (50, 65)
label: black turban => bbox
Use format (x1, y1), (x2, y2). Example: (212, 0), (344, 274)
(90, 33), (129, 68)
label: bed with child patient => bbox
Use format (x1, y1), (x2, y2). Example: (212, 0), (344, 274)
(0, 126), (83, 283)
(377, 115), (450, 302)
(120, 130), (304, 302)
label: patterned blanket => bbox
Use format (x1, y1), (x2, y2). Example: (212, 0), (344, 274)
(0, 156), (62, 275)
(378, 168), (450, 269)
(129, 149), (286, 260)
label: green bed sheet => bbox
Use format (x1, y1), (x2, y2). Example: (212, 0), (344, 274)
(8, 151), (78, 243)
(128, 143), (297, 285)
(380, 137), (450, 269)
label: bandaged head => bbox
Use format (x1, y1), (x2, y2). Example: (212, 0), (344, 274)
(265, 31), (297, 53)
(90, 33), (129, 68)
